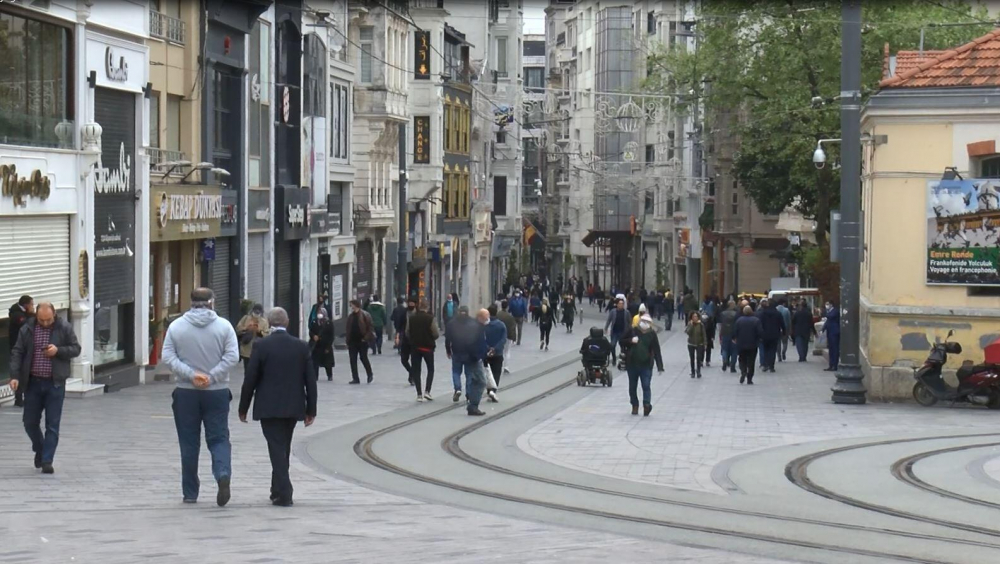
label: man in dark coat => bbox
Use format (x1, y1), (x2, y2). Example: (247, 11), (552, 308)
(732, 305), (763, 384)
(239, 307), (317, 507)
(7, 294), (33, 407)
(445, 306), (488, 415)
(716, 301), (739, 373)
(791, 301), (818, 362)
(345, 300), (375, 384)
(392, 297), (414, 376)
(756, 299), (786, 373)
(406, 300), (440, 401)
(9, 302), (81, 473)
(823, 301), (841, 371)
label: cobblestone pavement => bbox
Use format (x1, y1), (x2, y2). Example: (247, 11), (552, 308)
(520, 324), (1000, 494)
(0, 305), (798, 564)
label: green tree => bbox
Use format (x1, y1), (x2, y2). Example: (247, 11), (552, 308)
(646, 0), (991, 246)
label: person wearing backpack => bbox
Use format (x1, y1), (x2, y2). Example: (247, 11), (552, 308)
(619, 314), (664, 416)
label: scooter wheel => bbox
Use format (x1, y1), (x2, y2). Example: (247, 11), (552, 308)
(913, 382), (938, 407)
(987, 390), (1000, 410)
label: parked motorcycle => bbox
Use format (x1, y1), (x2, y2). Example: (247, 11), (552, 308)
(912, 331), (1000, 409)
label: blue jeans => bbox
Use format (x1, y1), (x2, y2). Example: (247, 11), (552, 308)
(452, 357), (485, 410)
(720, 338), (735, 369)
(610, 331), (623, 361)
(23, 377), (65, 463)
(171, 388), (232, 500)
(795, 336), (809, 361)
(626, 366), (653, 407)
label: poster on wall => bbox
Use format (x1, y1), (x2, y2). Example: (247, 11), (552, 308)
(927, 178), (1000, 286)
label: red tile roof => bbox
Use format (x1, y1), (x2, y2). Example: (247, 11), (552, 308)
(880, 28), (1000, 89)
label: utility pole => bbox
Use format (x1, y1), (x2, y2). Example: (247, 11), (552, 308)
(831, 0), (867, 404)
(397, 122), (409, 301)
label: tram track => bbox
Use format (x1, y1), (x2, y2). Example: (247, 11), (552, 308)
(349, 348), (1000, 563)
(891, 441), (1000, 511)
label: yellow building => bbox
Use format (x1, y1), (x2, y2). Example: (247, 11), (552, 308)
(861, 30), (1000, 401)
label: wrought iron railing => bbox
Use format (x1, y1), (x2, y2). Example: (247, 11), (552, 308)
(149, 10), (186, 45)
(147, 147), (187, 176)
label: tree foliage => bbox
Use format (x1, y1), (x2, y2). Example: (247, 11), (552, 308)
(646, 0), (992, 245)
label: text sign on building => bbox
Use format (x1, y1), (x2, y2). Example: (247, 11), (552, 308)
(414, 31), (430, 79)
(927, 179), (1000, 286)
(150, 184), (227, 242)
(86, 34), (146, 93)
(414, 116), (431, 164)
(1, 165), (51, 206)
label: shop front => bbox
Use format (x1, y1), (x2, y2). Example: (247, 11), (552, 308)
(88, 31), (148, 389)
(275, 186), (309, 336)
(148, 183), (233, 363)
(246, 188), (271, 307)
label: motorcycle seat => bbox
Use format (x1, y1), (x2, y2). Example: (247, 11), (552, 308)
(957, 363), (996, 379)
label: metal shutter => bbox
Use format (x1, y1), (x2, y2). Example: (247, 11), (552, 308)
(209, 237), (231, 320)
(246, 233), (265, 305)
(275, 241), (299, 335)
(0, 216), (71, 317)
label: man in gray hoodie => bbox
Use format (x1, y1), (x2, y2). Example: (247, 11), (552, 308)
(161, 288), (240, 506)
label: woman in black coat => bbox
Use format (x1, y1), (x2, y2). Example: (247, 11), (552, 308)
(309, 312), (336, 381)
(538, 298), (556, 350)
(561, 295), (577, 333)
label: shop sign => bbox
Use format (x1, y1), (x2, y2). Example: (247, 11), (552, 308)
(151, 184), (226, 241)
(927, 179), (1000, 286)
(310, 209), (333, 235)
(86, 34), (146, 93)
(1, 165), (51, 205)
(93, 142), (133, 194)
(248, 189), (271, 232)
(414, 31), (430, 79)
(277, 186), (311, 240)
(414, 116), (430, 164)
(105, 47), (129, 82)
(288, 204), (306, 227)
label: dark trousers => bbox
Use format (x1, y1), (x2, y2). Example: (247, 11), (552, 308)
(409, 349), (435, 394)
(795, 336), (809, 362)
(311, 355), (332, 381)
(705, 340), (714, 364)
(738, 349), (758, 382)
(23, 377), (65, 463)
(610, 331), (623, 362)
(664, 312), (673, 330)
(540, 325), (552, 346)
(399, 339), (412, 374)
(780, 336), (789, 361)
(484, 355), (504, 390)
(626, 366), (653, 407)
(828, 333), (841, 370)
(514, 316), (525, 344)
(762, 339), (779, 370)
(372, 327), (384, 354)
(171, 388), (232, 500)
(260, 418), (297, 502)
(348, 343), (373, 381)
(687, 345), (704, 375)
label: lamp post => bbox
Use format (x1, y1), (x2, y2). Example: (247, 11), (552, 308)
(831, 0), (867, 404)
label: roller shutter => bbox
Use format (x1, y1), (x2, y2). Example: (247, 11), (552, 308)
(246, 233), (265, 305)
(274, 241), (300, 336)
(0, 216), (71, 317)
(209, 237), (231, 320)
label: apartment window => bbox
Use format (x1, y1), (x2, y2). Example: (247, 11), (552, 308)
(585, 48), (592, 71)
(645, 192), (654, 214)
(149, 92), (160, 148)
(494, 176), (507, 216)
(647, 11), (656, 34)
(708, 178), (716, 197)
(249, 20), (270, 186)
(585, 7), (592, 30)
(496, 130), (506, 144)
(212, 71), (231, 153)
(328, 181), (345, 235)
(667, 130), (675, 160)
(982, 156), (1000, 178)
(461, 106), (470, 152)
(667, 198), (675, 216)
(166, 95), (181, 152)
(360, 26), (374, 83)
(524, 67), (544, 90)
(496, 36), (508, 75)
(644, 144), (654, 167)
(303, 34), (326, 116)
(331, 83), (349, 161)
(669, 21), (677, 46)
(731, 183), (739, 215)
(0, 11), (73, 148)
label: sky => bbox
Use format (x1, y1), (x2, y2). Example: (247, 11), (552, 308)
(524, 0), (546, 35)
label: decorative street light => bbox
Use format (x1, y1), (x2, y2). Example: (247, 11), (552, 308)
(615, 98), (643, 133)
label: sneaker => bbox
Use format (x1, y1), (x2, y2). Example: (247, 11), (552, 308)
(417, 395), (425, 402)
(217, 477), (231, 507)
(424, 392), (433, 401)
(487, 390), (498, 403)
(183, 498), (197, 504)
(41, 462), (54, 474)
(747, 380), (754, 385)
(452, 390), (462, 402)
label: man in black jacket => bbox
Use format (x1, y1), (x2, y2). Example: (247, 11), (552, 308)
(9, 303), (81, 473)
(7, 294), (33, 407)
(406, 300), (440, 401)
(756, 299), (786, 373)
(239, 307), (318, 507)
(391, 296), (413, 377)
(791, 301), (818, 362)
(732, 306), (763, 385)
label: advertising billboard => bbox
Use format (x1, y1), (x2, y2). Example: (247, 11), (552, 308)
(927, 179), (1000, 286)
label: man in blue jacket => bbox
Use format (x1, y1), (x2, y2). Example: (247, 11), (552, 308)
(445, 306), (488, 415)
(823, 301), (840, 372)
(508, 289), (528, 345)
(483, 305), (508, 403)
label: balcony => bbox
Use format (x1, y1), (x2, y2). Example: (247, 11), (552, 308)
(354, 89), (408, 122)
(149, 10), (186, 45)
(147, 147), (188, 177)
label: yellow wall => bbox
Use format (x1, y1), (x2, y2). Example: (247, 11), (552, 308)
(147, 2), (201, 161)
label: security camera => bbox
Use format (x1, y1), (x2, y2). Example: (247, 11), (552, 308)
(812, 144), (827, 169)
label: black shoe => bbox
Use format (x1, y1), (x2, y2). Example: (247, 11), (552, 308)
(468, 409), (486, 416)
(183, 498), (197, 504)
(34, 453), (42, 469)
(349, 379), (361, 384)
(823, 367), (836, 372)
(730, 369), (737, 374)
(739, 374), (746, 384)
(13, 397), (24, 407)
(41, 463), (54, 474)
(272, 498), (293, 507)
(631, 405), (639, 415)
(217, 477), (231, 507)
(697, 372), (701, 378)
(367, 375), (373, 384)
(270, 492), (278, 502)
(691, 373), (695, 378)
(747, 380), (754, 385)
(643, 404), (652, 417)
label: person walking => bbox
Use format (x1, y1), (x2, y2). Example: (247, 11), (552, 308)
(445, 306), (488, 415)
(483, 305), (508, 403)
(406, 299), (440, 401)
(682, 291), (698, 326)
(823, 301), (841, 372)
(9, 302), (80, 474)
(508, 290), (528, 345)
(702, 308), (717, 368)
(497, 300), (517, 374)
(776, 299), (792, 362)
(561, 294), (577, 333)
(717, 301), (739, 373)
(620, 314), (664, 416)
(604, 298), (629, 363)
(238, 307), (317, 507)
(308, 293), (332, 326)
(7, 294), (33, 407)
(390, 296), (407, 351)
(393, 297), (415, 379)
(792, 301), (817, 362)
(663, 291), (674, 331)
(161, 288), (239, 505)
(529, 292), (542, 325)
(442, 293), (458, 327)
(345, 300), (375, 384)
(733, 305), (763, 385)
(365, 295), (388, 355)
(537, 298), (555, 350)
(236, 303), (270, 366)
(308, 309), (335, 381)
(685, 312), (707, 378)
(757, 299), (785, 373)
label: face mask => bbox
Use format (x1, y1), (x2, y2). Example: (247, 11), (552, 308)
(639, 321), (651, 330)
(408, 305), (415, 311)
(826, 304), (833, 310)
